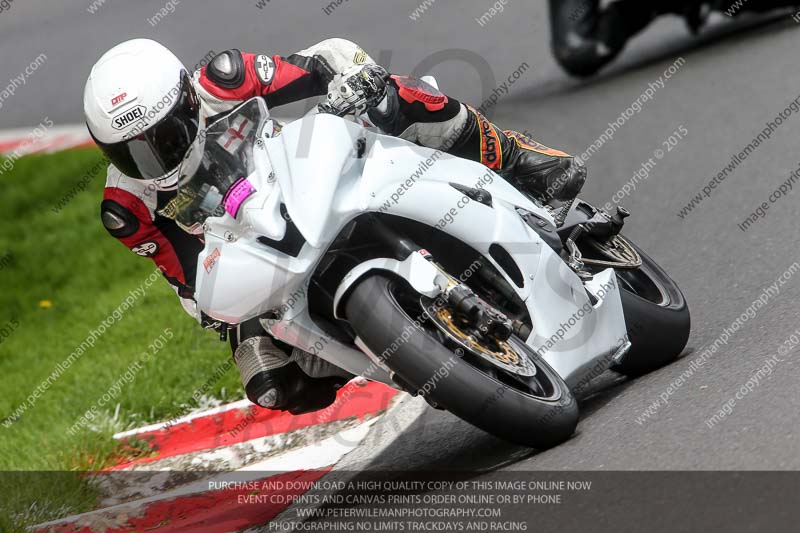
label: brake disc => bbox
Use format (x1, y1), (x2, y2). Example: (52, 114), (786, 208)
(582, 234), (642, 269)
(424, 300), (537, 377)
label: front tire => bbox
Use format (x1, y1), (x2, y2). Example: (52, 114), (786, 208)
(345, 274), (579, 449)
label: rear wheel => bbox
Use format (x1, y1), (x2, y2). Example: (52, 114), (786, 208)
(592, 237), (690, 376)
(345, 274), (578, 449)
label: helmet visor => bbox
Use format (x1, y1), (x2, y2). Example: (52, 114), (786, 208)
(93, 71), (200, 180)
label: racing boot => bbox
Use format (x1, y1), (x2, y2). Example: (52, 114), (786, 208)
(450, 105), (587, 203)
(501, 129), (587, 203)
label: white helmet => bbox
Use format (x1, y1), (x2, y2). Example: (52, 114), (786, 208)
(84, 39), (200, 183)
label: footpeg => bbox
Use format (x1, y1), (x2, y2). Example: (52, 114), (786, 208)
(607, 206), (630, 237)
(585, 206), (629, 240)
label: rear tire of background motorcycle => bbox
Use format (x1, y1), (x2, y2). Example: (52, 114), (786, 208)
(612, 242), (691, 377)
(345, 274), (579, 449)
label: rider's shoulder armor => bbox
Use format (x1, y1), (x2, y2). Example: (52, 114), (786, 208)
(206, 49), (247, 89)
(100, 198), (139, 238)
(205, 49), (277, 90)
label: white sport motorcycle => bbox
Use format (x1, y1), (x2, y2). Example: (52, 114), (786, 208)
(168, 96), (690, 448)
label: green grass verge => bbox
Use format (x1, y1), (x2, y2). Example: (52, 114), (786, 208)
(0, 148), (244, 528)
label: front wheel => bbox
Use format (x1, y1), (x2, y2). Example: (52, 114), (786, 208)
(344, 274), (578, 449)
(598, 237), (691, 376)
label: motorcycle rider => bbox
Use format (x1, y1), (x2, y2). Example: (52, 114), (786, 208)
(84, 38), (586, 414)
(550, 0), (800, 77)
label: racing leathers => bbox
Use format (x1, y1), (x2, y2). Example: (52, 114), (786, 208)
(100, 38), (585, 414)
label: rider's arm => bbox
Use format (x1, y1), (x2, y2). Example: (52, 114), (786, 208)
(195, 38), (376, 112)
(101, 169), (203, 320)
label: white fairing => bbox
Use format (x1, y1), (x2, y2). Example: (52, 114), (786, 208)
(270, 115), (367, 247)
(194, 111), (629, 388)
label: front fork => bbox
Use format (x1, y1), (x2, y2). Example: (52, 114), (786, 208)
(370, 217), (514, 342)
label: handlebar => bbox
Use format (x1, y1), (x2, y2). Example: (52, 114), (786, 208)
(316, 102), (356, 118)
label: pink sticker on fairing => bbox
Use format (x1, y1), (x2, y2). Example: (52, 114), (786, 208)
(223, 177), (256, 218)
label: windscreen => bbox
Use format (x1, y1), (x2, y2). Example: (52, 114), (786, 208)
(164, 98), (270, 231)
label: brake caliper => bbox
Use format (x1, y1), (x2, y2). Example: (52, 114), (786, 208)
(446, 284), (513, 341)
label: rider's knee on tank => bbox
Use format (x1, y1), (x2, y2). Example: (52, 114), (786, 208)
(365, 69), (586, 200)
(368, 75), (463, 139)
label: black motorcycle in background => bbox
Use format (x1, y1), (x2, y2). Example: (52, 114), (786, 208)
(549, 0), (800, 77)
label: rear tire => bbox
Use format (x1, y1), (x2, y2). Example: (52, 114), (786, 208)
(345, 274), (579, 449)
(612, 241), (691, 376)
